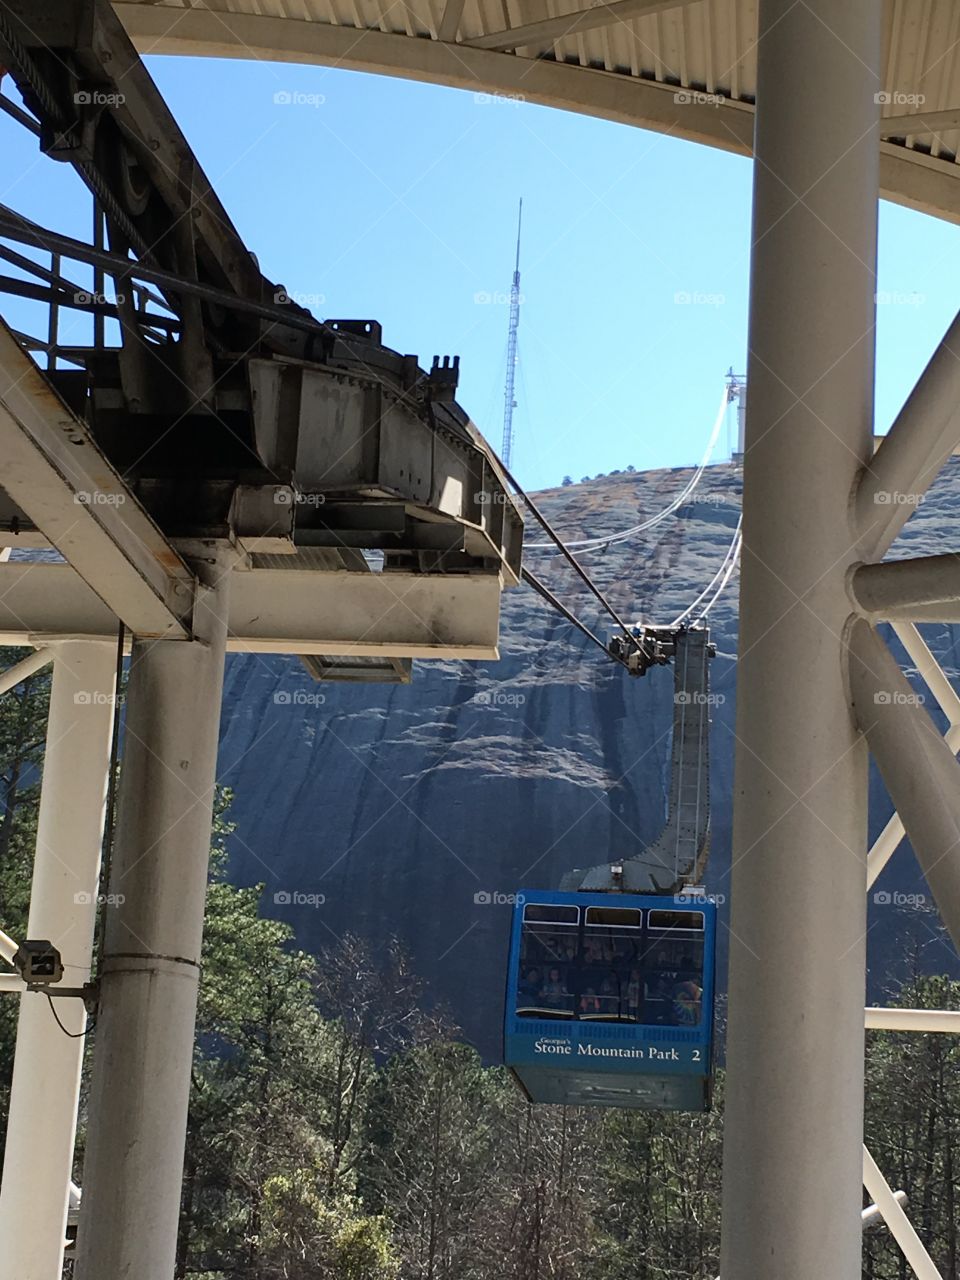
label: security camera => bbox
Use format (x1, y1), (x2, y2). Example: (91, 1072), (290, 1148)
(13, 939), (64, 984)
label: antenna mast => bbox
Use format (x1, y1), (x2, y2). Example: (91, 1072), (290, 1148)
(501, 198), (523, 470)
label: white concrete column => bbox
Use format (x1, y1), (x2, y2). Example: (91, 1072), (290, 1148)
(719, 3), (880, 1277)
(0, 641), (116, 1280)
(74, 552), (229, 1280)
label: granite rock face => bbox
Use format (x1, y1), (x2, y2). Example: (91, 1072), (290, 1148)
(218, 460), (960, 1057)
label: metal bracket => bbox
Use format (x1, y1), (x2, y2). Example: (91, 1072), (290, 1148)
(26, 980), (100, 1016)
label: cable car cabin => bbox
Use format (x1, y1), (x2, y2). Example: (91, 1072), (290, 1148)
(504, 891), (717, 1111)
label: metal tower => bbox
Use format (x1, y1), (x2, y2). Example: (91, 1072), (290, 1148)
(501, 199), (523, 470)
(725, 366), (747, 461)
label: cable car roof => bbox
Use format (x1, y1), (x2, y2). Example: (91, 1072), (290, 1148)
(118, 0), (960, 225)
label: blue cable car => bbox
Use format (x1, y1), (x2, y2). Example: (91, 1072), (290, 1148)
(504, 889), (717, 1111)
(502, 626), (719, 1110)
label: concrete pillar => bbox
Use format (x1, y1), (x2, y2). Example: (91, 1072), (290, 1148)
(719, 3), (880, 1277)
(74, 553), (229, 1280)
(0, 642), (116, 1279)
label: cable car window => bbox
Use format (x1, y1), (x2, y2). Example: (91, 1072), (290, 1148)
(580, 905), (643, 1023)
(584, 907), (642, 927)
(648, 910), (705, 931)
(643, 912), (706, 1028)
(517, 904), (578, 1019)
(523, 904), (579, 924)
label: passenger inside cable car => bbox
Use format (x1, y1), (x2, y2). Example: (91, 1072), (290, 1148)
(515, 901), (705, 1027)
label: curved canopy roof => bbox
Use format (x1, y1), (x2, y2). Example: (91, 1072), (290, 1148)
(116, 0), (960, 224)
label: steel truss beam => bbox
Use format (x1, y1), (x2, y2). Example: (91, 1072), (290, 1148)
(881, 108), (960, 138)
(847, 376), (960, 1280)
(852, 555), (960, 618)
(0, 320), (193, 637)
(465, 0), (701, 52)
(865, 1008), (960, 1031)
(436, 0), (465, 43)
(857, 305), (960, 558)
(0, 562), (502, 658)
(0, 645), (50, 692)
(863, 1148), (941, 1279)
(849, 618), (960, 942)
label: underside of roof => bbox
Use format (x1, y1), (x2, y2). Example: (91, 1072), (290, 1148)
(116, 0), (960, 225)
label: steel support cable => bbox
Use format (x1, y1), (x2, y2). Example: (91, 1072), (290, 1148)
(500, 454), (650, 661)
(525, 387), (729, 551)
(694, 526), (742, 623)
(416, 402), (626, 669)
(677, 531), (740, 628)
(670, 515), (743, 628)
(521, 566), (631, 671)
(0, 90), (40, 137)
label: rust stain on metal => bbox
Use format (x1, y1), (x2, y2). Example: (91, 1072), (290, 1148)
(155, 548), (187, 571)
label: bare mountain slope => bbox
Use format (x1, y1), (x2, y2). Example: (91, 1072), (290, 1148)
(218, 459), (960, 1055)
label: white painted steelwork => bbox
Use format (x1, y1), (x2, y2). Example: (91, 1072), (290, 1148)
(0, 643), (116, 1280)
(116, 0), (960, 225)
(719, 2), (878, 1276)
(863, 1147), (941, 1280)
(0, 562), (504, 658)
(0, 321), (194, 638)
(0, 646), (51, 694)
(866, 1008), (960, 1032)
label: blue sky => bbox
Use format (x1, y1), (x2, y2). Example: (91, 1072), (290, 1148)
(5, 54), (960, 492)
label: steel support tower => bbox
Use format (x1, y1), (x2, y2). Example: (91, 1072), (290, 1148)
(500, 198), (522, 470)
